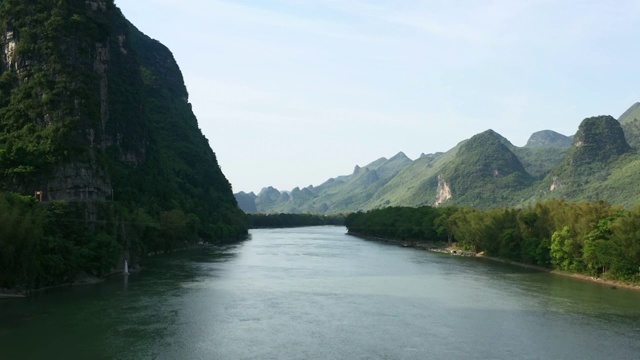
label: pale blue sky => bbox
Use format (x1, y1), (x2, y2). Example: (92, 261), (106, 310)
(116, 0), (640, 194)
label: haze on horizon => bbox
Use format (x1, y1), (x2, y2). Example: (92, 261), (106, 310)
(116, 0), (640, 194)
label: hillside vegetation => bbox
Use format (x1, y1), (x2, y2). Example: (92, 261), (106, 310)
(619, 102), (640, 149)
(346, 201), (640, 284)
(0, 0), (247, 289)
(239, 106), (640, 213)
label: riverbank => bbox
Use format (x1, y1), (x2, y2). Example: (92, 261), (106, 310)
(347, 232), (640, 292)
(0, 266), (140, 299)
(476, 254), (640, 291)
(0, 290), (26, 299)
(0, 244), (219, 298)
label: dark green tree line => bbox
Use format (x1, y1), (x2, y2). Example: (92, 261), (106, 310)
(345, 200), (640, 283)
(247, 213), (345, 228)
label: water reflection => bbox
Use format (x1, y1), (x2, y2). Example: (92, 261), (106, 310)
(1, 226), (640, 360)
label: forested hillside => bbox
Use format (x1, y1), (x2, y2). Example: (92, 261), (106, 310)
(0, 0), (247, 290)
(237, 106), (640, 214)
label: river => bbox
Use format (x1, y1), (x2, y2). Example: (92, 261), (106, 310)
(1, 226), (639, 359)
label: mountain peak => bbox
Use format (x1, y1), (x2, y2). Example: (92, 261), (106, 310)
(525, 130), (572, 148)
(570, 115), (630, 165)
(477, 129), (514, 148)
(456, 130), (527, 175)
(390, 151), (409, 160)
(437, 129), (532, 207)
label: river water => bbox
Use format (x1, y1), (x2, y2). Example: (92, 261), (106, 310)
(1, 226), (639, 359)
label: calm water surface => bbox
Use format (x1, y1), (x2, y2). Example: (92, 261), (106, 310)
(1, 226), (640, 359)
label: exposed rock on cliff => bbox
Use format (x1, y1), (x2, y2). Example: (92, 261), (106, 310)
(434, 174), (452, 206)
(0, 0), (245, 236)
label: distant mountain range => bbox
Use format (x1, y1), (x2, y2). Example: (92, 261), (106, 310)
(236, 103), (640, 214)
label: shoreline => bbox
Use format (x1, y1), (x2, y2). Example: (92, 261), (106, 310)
(476, 254), (640, 291)
(0, 243), (216, 298)
(0, 292), (26, 299)
(347, 232), (640, 292)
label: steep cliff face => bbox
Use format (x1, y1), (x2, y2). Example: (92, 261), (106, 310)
(0, 1), (245, 237)
(569, 116), (630, 166)
(434, 174), (452, 206)
(545, 116), (632, 199)
(0, 0), (115, 199)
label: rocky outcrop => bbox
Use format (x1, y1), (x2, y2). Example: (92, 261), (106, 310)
(569, 116), (630, 166)
(549, 176), (562, 191)
(544, 116), (631, 197)
(94, 41), (110, 143)
(46, 163), (112, 201)
(85, 0), (108, 11)
(1, 30), (16, 71)
(434, 174), (452, 206)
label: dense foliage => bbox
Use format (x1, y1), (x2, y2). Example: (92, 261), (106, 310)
(240, 110), (640, 215)
(346, 201), (640, 283)
(345, 206), (448, 242)
(246, 153), (414, 215)
(619, 102), (640, 149)
(0, 1), (247, 289)
(0, 192), (245, 290)
(0, 0), (112, 190)
(247, 213), (345, 228)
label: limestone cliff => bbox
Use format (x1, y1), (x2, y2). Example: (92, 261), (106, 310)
(569, 116), (630, 166)
(0, 0), (246, 237)
(434, 174), (452, 206)
(543, 116), (632, 199)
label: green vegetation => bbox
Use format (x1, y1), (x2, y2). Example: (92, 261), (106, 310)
(345, 206), (447, 242)
(247, 152), (414, 214)
(0, 1), (247, 289)
(437, 130), (534, 208)
(618, 102), (640, 149)
(524, 130), (572, 148)
(247, 213), (345, 228)
(513, 147), (568, 179)
(239, 112), (640, 214)
(346, 200), (640, 283)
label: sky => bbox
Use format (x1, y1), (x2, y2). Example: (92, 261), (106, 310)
(115, 0), (640, 194)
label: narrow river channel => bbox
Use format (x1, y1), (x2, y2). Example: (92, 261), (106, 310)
(1, 226), (639, 359)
